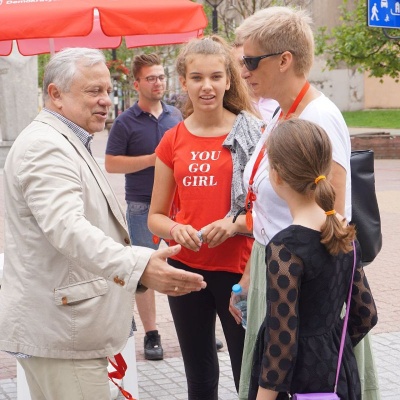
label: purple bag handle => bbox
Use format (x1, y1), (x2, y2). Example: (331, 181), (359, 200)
(334, 241), (356, 393)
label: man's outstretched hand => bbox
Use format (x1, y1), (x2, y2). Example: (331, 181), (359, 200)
(140, 245), (207, 296)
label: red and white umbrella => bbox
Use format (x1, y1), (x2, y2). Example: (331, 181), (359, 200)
(0, 0), (208, 56)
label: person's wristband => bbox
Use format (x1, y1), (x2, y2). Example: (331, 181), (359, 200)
(169, 223), (179, 237)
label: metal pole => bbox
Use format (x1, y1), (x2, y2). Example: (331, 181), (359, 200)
(113, 79), (119, 119)
(112, 49), (119, 118)
(205, 0), (222, 34)
(212, 6), (218, 33)
(382, 28), (400, 39)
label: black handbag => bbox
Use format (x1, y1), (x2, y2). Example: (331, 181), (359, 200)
(350, 150), (382, 265)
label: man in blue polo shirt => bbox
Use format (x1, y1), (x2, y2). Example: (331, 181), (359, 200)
(105, 53), (182, 360)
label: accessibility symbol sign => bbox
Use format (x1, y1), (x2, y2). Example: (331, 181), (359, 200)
(368, 0), (400, 28)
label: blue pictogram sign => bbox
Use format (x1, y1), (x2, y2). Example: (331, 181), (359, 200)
(368, 0), (400, 28)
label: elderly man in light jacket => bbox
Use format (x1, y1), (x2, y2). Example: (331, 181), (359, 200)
(0, 48), (206, 400)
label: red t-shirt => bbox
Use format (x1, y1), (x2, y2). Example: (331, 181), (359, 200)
(156, 121), (252, 274)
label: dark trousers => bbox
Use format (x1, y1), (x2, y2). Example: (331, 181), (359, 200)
(168, 258), (246, 400)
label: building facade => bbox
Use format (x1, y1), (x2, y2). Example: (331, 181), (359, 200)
(203, 0), (399, 111)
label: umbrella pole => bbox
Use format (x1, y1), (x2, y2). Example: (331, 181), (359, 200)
(112, 49), (119, 118)
(49, 38), (55, 55)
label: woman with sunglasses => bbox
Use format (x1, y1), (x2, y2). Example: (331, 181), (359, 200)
(231, 6), (380, 400)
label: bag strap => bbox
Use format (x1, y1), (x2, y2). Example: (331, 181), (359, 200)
(272, 106), (281, 119)
(334, 241), (357, 392)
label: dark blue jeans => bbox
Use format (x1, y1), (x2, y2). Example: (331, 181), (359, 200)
(126, 201), (158, 249)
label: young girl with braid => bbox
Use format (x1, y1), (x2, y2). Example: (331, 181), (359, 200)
(249, 119), (377, 400)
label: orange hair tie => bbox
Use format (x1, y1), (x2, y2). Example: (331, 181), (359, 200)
(325, 210), (336, 216)
(314, 175), (326, 184)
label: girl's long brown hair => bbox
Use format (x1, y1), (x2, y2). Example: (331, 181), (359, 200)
(267, 118), (355, 255)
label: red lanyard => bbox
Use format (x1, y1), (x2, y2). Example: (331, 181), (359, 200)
(108, 353), (135, 399)
(244, 81), (310, 230)
(278, 80), (310, 120)
(244, 148), (265, 230)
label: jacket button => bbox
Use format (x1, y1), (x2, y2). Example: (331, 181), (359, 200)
(124, 238), (130, 244)
(119, 280), (125, 286)
(114, 276), (120, 284)
(62, 296), (67, 305)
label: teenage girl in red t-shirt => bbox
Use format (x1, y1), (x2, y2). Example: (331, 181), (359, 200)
(148, 35), (263, 399)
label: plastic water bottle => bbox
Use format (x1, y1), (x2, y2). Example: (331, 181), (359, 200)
(232, 283), (247, 329)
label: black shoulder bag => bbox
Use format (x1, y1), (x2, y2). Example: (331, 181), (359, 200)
(349, 150), (382, 265)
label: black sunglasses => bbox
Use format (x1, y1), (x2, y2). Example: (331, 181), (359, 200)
(242, 52), (284, 71)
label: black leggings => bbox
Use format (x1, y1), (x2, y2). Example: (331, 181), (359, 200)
(168, 258), (246, 400)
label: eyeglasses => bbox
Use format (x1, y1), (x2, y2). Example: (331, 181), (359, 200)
(138, 75), (166, 84)
(242, 52), (284, 71)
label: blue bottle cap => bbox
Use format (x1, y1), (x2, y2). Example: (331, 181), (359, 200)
(232, 283), (242, 294)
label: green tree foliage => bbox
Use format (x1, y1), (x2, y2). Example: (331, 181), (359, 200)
(315, 0), (400, 81)
(206, 0), (312, 43)
(38, 54), (50, 87)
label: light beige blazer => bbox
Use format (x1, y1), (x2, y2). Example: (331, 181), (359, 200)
(0, 111), (153, 359)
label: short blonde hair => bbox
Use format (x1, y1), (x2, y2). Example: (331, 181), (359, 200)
(235, 6), (314, 75)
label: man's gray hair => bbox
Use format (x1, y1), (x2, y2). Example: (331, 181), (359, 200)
(43, 48), (106, 102)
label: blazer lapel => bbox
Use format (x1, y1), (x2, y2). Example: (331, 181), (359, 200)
(80, 149), (127, 229)
(35, 112), (127, 230)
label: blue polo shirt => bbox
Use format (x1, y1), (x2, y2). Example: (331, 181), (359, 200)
(106, 101), (182, 202)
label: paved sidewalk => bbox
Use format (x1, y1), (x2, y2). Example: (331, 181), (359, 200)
(1, 128), (399, 399)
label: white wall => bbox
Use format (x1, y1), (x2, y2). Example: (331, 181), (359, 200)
(309, 58), (364, 111)
(0, 47), (38, 166)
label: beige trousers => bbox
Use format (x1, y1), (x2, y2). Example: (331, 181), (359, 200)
(18, 356), (111, 400)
